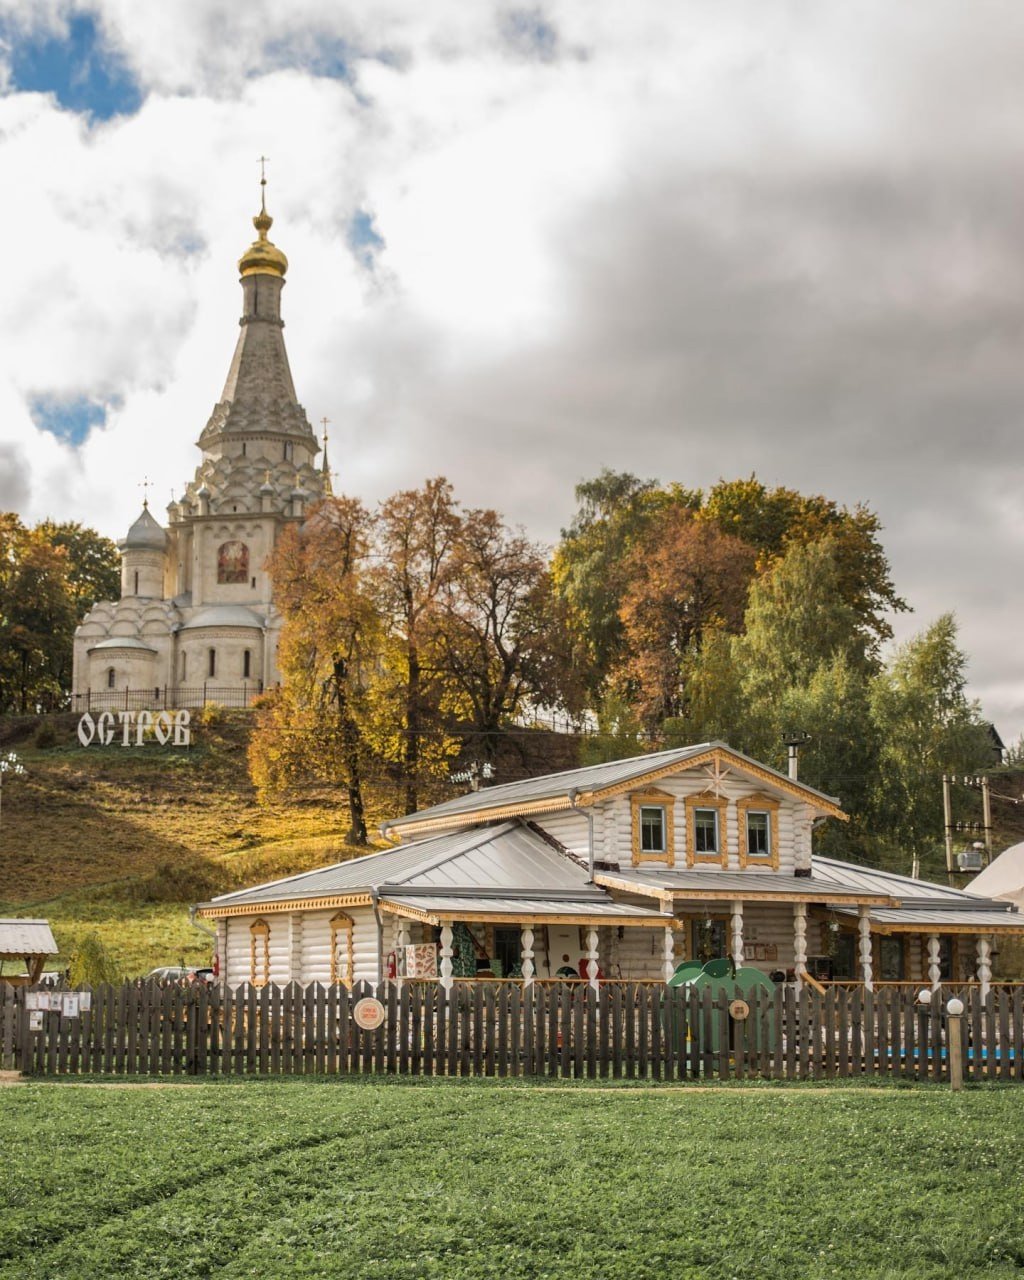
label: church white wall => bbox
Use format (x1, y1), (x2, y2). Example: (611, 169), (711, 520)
(121, 549), (165, 600)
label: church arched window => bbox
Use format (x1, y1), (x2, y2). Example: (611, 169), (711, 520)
(208, 649), (216, 679)
(217, 541), (249, 584)
(107, 668), (116, 689)
(243, 649), (251, 679)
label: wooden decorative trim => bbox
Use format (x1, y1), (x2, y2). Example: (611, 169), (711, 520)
(684, 791), (729, 868)
(630, 788), (676, 868)
(377, 898), (441, 925)
(249, 918), (270, 988)
(378, 896), (673, 928)
(197, 893), (373, 919)
(387, 746), (847, 837)
(736, 793), (781, 870)
(329, 911), (354, 987)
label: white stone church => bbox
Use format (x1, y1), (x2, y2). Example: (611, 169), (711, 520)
(73, 190), (328, 709)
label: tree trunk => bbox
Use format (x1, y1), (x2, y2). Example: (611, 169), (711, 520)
(332, 655), (368, 845)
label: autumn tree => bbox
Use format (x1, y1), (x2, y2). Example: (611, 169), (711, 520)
(249, 497), (380, 843)
(371, 478), (462, 812)
(434, 509), (568, 766)
(613, 509), (756, 727)
(36, 520), (119, 620)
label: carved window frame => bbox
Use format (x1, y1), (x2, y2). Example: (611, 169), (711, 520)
(684, 792), (729, 867)
(630, 788), (675, 867)
(330, 911), (355, 987)
(736, 793), (781, 870)
(249, 918), (270, 988)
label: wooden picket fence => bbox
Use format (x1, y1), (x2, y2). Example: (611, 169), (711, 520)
(2, 980), (1022, 1082)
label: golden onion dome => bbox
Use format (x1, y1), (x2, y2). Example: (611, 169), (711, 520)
(238, 194), (288, 279)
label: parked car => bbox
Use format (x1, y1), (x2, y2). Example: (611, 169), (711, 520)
(145, 966), (215, 984)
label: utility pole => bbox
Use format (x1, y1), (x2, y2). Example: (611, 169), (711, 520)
(941, 774), (954, 885)
(980, 773), (993, 865)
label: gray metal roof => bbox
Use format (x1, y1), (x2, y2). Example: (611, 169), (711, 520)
(0, 919), (58, 956)
(203, 823), (594, 910)
(595, 868), (897, 903)
(837, 907), (1023, 931)
(88, 637), (157, 653)
(380, 894), (666, 921)
(811, 856), (1011, 908)
(387, 742), (843, 832)
(182, 606), (265, 631)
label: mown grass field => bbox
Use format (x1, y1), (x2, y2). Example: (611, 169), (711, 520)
(1, 1079), (1022, 1280)
(0, 713), (398, 976)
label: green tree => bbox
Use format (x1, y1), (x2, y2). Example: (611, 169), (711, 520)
(37, 520), (119, 620)
(868, 615), (991, 876)
(0, 515), (77, 712)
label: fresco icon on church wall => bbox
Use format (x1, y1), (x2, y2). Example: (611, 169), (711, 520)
(217, 541), (249, 584)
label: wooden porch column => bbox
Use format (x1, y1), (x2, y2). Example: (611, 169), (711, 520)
(440, 924), (454, 993)
(396, 923), (410, 985)
(520, 927), (535, 986)
(793, 902), (808, 988)
(663, 926), (675, 984)
(927, 934), (942, 991)
(730, 901), (744, 969)
(858, 906), (873, 992)
(585, 928), (600, 992)
(976, 935), (993, 1001)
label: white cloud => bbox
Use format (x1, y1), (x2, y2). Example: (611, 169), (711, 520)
(3, 3), (1024, 738)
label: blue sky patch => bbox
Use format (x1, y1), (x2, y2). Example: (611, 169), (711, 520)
(347, 209), (385, 271)
(30, 395), (112, 446)
(8, 12), (141, 120)
(500, 9), (560, 62)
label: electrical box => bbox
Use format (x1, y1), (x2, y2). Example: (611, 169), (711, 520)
(957, 849), (983, 872)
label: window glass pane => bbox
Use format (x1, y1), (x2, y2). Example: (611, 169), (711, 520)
(691, 919), (727, 962)
(939, 937), (953, 980)
(834, 933), (857, 979)
(879, 937), (904, 981)
(640, 806), (665, 852)
(694, 809), (718, 853)
(746, 811), (770, 855)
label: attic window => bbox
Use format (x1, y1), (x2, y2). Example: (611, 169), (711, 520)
(736, 794), (781, 870)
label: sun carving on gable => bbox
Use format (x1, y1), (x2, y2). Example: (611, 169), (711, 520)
(702, 758), (732, 797)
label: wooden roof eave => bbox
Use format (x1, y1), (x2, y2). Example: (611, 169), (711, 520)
(866, 919), (1024, 936)
(196, 893), (373, 919)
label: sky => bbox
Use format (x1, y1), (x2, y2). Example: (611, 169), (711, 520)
(1, 2), (1024, 741)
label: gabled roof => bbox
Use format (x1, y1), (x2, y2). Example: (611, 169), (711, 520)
(0, 919), (58, 957)
(385, 742), (845, 837)
(198, 822), (665, 926)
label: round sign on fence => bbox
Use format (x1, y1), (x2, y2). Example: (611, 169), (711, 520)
(352, 997), (386, 1031)
(728, 998), (750, 1021)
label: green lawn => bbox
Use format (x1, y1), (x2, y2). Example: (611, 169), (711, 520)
(1, 1080), (1022, 1279)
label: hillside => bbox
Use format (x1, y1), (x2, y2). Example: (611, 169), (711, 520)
(0, 710), (398, 976)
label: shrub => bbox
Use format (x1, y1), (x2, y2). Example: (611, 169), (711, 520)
(68, 932), (121, 986)
(34, 721), (57, 749)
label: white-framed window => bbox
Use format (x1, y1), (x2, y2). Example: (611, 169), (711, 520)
(693, 808), (719, 854)
(639, 805), (667, 854)
(746, 811), (770, 857)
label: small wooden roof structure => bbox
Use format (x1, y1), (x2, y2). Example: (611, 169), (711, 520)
(0, 919), (59, 984)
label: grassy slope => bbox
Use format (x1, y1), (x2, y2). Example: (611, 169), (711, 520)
(0, 712), (396, 976)
(1, 1080), (1022, 1280)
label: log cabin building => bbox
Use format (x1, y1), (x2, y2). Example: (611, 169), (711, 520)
(196, 743), (1024, 993)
